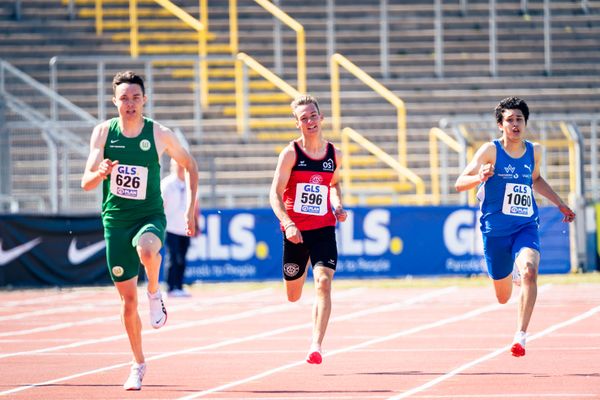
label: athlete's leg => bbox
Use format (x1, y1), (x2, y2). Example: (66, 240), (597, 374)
(311, 265), (334, 347)
(282, 234), (310, 302)
(483, 233), (514, 304)
(114, 276), (144, 364)
(492, 275), (513, 304)
(136, 232), (162, 295)
(285, 263), (309, 302)
(514, 247), (540, 332)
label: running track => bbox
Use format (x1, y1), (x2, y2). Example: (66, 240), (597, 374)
(0, 280), (599, 399)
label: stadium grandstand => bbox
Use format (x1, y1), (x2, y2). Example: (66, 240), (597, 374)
(0, 0), (598, 283)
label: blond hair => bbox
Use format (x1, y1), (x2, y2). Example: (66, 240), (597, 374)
(290, 95), (320, 118)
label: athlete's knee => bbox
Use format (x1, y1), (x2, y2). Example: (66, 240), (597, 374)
(521, 262), (538, 285)
(314, 273), (332, 296)
(121, 294), (138, 316)
(138, 246), (159, 265)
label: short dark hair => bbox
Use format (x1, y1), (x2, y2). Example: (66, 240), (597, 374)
(112, 71), (145, 96)
(290, 94), (320, 118)
(495, 97), (529, 124)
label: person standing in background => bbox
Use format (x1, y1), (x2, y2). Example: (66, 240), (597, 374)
(161, 158), (199, 297)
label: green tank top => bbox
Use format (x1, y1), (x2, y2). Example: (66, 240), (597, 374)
(101, 117), (164, 227)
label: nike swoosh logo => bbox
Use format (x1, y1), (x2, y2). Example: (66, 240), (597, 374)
(0, 238), (42, 266)
(68, 238), (106, 265)
(110, 139), (119, 144)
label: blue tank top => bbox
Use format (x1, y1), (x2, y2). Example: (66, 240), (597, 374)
(477, 139), (538, 236)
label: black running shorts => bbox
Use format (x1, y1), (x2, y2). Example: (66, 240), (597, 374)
(282, 225), (337, 281)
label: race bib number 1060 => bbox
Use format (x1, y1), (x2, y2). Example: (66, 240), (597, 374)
(110, 164), (148, 200)
(502, 183), (533, 217)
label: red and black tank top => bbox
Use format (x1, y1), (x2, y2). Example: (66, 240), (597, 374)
(282, 141), (337, 231)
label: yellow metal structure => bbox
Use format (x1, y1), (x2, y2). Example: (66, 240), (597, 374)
(330, 53), (407, 168)
(235, 53), (300, 136)
(430, 127), (464, 205)
(247, 0), (306, 94)
(342, 127), (425, 205)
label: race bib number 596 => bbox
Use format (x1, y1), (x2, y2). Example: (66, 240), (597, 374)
(110, 164), (148, 200)
(293, 183), (328, 216)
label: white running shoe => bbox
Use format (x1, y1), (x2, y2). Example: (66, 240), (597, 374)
(123, 362), (146, 390)
(148, 290), (167, 329)
(168, 289), (191, 298)
(511, 265), (521, 286)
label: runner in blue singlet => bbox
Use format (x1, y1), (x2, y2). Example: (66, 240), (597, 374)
(455, 97), (575, 357)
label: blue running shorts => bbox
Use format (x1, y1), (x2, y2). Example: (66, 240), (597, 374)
(482, 224), (540, 280)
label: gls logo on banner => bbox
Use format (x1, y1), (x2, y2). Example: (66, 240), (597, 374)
(337, 209), (392, 256)
(187, 213), (257, 261)
(443, 209), (483, 256)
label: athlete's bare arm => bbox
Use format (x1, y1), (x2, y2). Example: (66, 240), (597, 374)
(330, 147), (347, 222)
(81, 121), (119, 191)
(155, 123), (199, 236)
(455, 142), (496, 192)
(530, 143), (575, 222)
(270, 144), (302, 243)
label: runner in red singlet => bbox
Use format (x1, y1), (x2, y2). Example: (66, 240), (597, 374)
(270, 95), (347, 365)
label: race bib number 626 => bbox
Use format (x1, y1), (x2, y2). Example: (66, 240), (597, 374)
(110, 164), (148, 200)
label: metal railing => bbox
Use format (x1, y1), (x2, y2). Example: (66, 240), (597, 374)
(341, 127), (425, 205)
(239, 0), (306, 94)
(366, 0), (595, 78)
(429, 127), (472, 205)
(128, 0), (209, 106)
(92, 0), (304, 106)
(234, 52), (300, 139)
(330, 53), (407, 168)
(0, 59), (99, 213)
(49, 55), (204, 139)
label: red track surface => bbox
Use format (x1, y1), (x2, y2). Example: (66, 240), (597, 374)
(0, 281), (599, 399)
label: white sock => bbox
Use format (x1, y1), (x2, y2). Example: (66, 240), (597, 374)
(514, 330), (526, 345)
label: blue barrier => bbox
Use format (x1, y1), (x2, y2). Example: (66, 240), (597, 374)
(0, 206), (571, 287)
(178, 206), (571, 283)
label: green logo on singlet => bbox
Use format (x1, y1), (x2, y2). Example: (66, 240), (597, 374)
(140, 139), (151, 151)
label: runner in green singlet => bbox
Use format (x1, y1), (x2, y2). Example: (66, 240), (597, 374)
(81, 71), (198, 391)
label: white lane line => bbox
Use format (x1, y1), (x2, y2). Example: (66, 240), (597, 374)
(194, 395), (597, 400)
(409, 394), (598, 398)
(175, 285), (553, 400)
(1, 290), (102, 308)
(0, 288), (274, 338)
(0, 288), (277, 358)
(0, 287), (453, 397)
(0, 299), (119, 322)
(386, 304), (600, 400)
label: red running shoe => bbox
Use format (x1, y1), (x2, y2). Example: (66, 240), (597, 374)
(306, 350), (322, 364)
(511, 342), (525, 357)
(511, 331), (526, 357)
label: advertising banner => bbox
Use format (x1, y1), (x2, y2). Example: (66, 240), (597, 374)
(0, 206), (571, 287)
(0, 214), (110, 287)
(181, 206), (571, 282)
